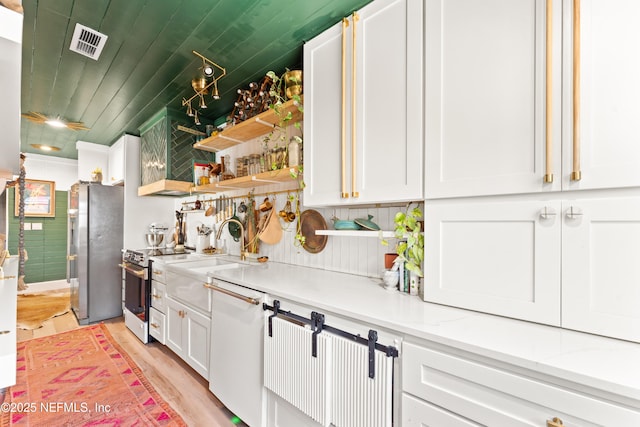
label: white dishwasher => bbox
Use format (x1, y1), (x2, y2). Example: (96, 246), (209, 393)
(206, 277), (266, 427)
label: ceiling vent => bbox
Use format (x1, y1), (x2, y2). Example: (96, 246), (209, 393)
(69, 24), (108, 60)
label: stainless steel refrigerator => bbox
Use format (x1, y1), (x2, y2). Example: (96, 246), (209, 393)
(67, 182), (124, 325)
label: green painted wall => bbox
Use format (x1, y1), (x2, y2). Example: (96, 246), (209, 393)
(7, 188), (68, 283)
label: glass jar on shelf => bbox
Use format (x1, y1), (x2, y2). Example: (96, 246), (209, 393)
(236, 156), (246, 177)
(220, 155), (235, 181)
(249, 153), (262, 175)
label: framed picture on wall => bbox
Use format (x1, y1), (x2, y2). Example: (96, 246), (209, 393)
(14, 179), (56, 217)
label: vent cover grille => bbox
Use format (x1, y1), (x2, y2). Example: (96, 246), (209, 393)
(69, 24), (108, 60)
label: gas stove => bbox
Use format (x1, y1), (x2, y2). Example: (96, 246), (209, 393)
(123, 248), (192, 267)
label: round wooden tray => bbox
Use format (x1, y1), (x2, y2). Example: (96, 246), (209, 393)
(299, 209), (328, 253)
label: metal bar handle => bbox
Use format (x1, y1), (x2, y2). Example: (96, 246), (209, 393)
(571, 0), (582, 181)
(544, 0), (554, 183)
(341, 17), (349, 199)
(203, 282), (260, 305)
(118, 263), (146, 279)
(351, 12), (359, 198)
(0, 276), (16, 281)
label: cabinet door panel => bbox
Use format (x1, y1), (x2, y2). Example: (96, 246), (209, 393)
(402, 393), (480, 427)
(425, 0), (562, 198)
(562, 197), (640, 342)
(303, 22), (347, 206)
(424, 199), (561, 325)
(563, 0), (640, 190)
(165, 299), (185, 355)
(185, 308), (209, 378)
(356, 0), (423, 203)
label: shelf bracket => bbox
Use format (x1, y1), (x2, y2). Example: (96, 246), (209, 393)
(252, 175), (283, 184)
(219, 134), (244, 144)
(255, 117), (278, 129)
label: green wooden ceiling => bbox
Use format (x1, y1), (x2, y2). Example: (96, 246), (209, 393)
(20, 0), (371, 159)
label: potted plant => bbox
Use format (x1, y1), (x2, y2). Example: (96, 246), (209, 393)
(264, 70), (304, 183)
(384, 205), (424, 295)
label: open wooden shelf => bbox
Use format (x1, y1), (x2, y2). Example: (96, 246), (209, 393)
(138, 179), (193, 196)
(193, 99), (303, 152)
(193, 166), (301, 192)
(316, 230), (396, 238)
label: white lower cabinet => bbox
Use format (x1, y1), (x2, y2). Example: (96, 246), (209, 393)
(148, 307), (166, 344)
(165, 296), (210, 378)
(402, 393), (479, 427)
(0, 257), (18, 389)
(401, 341), (640, 426)
(424, 194), (640, 342)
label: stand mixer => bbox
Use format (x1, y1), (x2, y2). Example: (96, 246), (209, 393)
(146, 223), (168, 252)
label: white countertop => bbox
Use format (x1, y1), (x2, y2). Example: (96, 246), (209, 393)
(163, 256), (640, 402)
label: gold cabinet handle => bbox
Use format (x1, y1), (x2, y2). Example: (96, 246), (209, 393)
(0, 276), (16, 281)
(67, 254), (77, 261)
(151, 294), (161, 299)
(153, 270), (163, 276)
(547, 417), (564, 427)
(544, 0), (554, 183)
(571, 0), (582, 181)
(150, 323), (159, 329)
(351, 12), (359, 198)
(341, 17), (349, 199)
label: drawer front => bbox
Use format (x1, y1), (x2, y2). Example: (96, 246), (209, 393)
(151, 264), (166, 284)
(149, 307), (166, 345)
(402, 393), (479, 427)
(402, 342), (640, 426)
(151, 282), (167, 313)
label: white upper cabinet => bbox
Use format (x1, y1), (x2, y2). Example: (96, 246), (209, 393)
(0, 7), (22, 179)
(425, 0), (562, 198)
(304, 0), (423, 206)
(426, 0), (640, 199)
(561, 0), (640, 191)
(108, 137), (125, 185)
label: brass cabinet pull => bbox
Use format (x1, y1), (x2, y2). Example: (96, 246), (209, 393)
(0, 330), (11, 335)
(152, 294), (161, 299)
(547, 417), (564, 427)
(177, 310), (185, 318)
(571, 0), (582, 181)
(203, 282), (260, 305)
(351, 12), (360, 198)
(341, 17), (349, 199)
(150, 323), (159, 329)
(67, 254), (77, 261)
(152, 270), (163, 276)
(0, 276), (16, 281)
(544, 0), (554, 183)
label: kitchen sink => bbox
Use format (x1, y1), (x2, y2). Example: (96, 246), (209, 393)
(163, 257), (247, 313)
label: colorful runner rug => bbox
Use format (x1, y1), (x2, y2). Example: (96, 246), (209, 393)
(1, 324), (185, 426)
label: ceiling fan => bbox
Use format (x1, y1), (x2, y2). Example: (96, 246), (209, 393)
(21, 111), (90, 131)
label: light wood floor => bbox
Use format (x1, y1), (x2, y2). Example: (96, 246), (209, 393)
(17, 311), (248, 427)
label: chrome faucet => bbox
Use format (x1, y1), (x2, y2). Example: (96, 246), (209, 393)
(215, 218), (246, 261)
